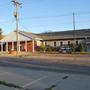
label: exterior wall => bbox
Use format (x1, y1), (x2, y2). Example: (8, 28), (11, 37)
(46, 41), (54, 47)
(45, 39), (84, 47)
(8, 42), (12, 51)
(1, 39), (86, 52)
(27, 41), (33, 52)
(36, 40), (42, 46)
(87, 44), (90, 52)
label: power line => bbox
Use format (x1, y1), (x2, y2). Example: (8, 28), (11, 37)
(19, 11), (90, 20)
(1, 11), (90, 23)
(75, 11), (90, 15)
(0, 19), (15, 23)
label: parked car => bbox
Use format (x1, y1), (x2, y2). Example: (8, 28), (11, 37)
(59, 46), (72, 53)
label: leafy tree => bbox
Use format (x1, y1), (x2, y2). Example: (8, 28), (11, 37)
(0, 28), (3, 40)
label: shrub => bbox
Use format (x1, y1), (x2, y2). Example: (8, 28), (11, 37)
(69, 43), (75, 52)
(76, 43), (84, 52)
(46, 45), (53, 51)
(40, 44), (47, 52)
(35, 46), (41, 51)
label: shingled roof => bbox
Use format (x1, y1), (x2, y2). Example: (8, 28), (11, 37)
(37, 29), (90, 40)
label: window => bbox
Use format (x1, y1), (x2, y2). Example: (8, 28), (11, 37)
(54, 42), (56, 47)
(60, 41), (63, 46)
(45, 42), (47, 46)
(68, 41), (70, 45)
(76, 41), (78, 45)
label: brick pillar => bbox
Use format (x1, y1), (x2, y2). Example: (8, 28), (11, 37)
(32, 40), (35, 53)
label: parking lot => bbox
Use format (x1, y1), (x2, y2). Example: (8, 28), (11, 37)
(0, 66), (90, 90)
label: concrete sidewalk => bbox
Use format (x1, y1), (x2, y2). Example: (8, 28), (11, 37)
(0, 66), (90, 90)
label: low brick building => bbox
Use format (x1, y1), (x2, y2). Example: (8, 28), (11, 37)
(38, 29), (90, 52)
(0, 31), (42, 52)
(0, 29), (90, 52)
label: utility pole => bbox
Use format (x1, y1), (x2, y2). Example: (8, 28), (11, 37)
(12, 0), (22, 55)
(73, 12), (76, 51)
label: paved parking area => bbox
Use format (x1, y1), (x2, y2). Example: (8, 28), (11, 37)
(0, 66), (90, 90)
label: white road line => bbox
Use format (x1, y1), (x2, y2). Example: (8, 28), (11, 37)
(23, 76), (48, 88)
(0, 72), (10, 76)
(15, 76), (48, 90)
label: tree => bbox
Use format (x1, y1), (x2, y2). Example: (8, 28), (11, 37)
(0, 28), (3, 40)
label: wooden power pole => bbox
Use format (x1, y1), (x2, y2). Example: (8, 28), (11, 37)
(73, 12), (76, 51)
(12, 0), (22, 55)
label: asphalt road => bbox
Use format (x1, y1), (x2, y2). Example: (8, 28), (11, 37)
(0, 56), (90, 90)
(0, 56), (90, 75)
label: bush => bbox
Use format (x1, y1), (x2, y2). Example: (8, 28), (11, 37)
(69, 44), (75, 52)
(75, 43), (84, 52)
(35, 46), (41, 51)
(40, 44), (47, 52)
(35, 45), (60, 52)
(46, 45), (53, 51)
(35, 45), (47, 52)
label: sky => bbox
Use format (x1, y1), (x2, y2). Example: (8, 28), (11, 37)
(0, 0), (90, 34)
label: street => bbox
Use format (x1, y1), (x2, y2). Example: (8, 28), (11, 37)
(0, 56), (90, 90)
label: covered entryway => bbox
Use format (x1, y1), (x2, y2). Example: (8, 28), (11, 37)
(0, 31), (35, 53)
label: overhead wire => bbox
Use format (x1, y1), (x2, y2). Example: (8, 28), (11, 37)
(1, 11), (90, 29)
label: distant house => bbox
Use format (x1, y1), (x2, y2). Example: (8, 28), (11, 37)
(0, 29), (90, 52)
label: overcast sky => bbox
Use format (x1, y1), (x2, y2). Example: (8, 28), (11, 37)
(0, 0), (90, 34)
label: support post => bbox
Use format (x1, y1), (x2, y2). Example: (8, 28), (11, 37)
(12, 42), (14, 51)
(32, 40), (35, 53)
(25, 41), (27, 52)
(6, 42), (8, 52)
(18, 41), (20, 52)
(1, 42), (3, 52)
